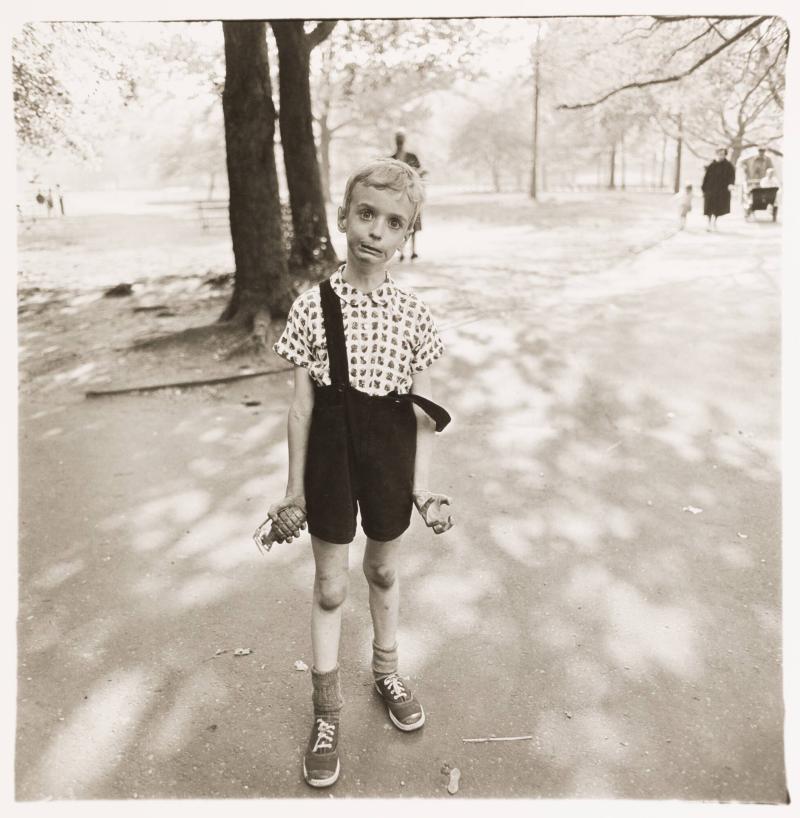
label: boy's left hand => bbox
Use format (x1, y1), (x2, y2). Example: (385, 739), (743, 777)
(413, 491), (454, 535)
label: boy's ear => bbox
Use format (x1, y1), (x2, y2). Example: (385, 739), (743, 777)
(336, 206), (346, 232)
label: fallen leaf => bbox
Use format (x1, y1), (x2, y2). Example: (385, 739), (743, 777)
(293, 659), (309, 672)
(737, 532), (748, 539)
(233, 648), (252, 657)
(682, 506), (703, 514)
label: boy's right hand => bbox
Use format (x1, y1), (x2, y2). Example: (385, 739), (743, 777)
(268, 495), (307, 543)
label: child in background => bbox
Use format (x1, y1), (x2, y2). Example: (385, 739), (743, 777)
(675, 183), (693, 230)
(264, 158), (454, 788)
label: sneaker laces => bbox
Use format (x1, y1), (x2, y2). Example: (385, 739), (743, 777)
(312, 719), (336, 753)
(382, 672), (409, 701)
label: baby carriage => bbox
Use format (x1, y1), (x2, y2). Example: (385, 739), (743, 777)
(743, 181), (779, 221)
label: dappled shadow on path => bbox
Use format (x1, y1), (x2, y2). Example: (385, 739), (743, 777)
(16, 205), (784, 801)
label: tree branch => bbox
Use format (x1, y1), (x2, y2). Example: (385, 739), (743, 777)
(559, 16), (769, 110)
(665, 24), (715, 61)
(306, 21), (337, 50)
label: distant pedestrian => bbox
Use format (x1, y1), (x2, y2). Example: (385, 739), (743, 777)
(46, 188), (54, 218)
(56, 184), (65, 216)
(259, 158), (453, 789)
(35, 189), (45, 212)
(701, 148), (735, 231)
(744, 147), (774, 186)
(390, 129), (425, 261)
(674, 183), (693, 230)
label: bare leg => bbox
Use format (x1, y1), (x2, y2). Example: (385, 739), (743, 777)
(410, 232), (418, 259)
(310, 535), (350, 673)
(362, 535), (403, 650)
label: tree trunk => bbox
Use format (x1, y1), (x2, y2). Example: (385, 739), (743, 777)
(659, 132), (667, 188)
(673, 113), (683, 193)
(270, 20), (338, 279)
(319, 114), (332, 203)
(488, 158), (501, 192)
(608, 142), (617, 189)
(620, 133), (626, 190)
(221, 21), (293, 326)
(528, 31), (541, 200)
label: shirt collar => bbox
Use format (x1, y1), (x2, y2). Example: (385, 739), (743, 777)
(330, 265), (398, 309)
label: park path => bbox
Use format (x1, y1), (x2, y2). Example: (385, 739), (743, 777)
(16, 194), (785, 801)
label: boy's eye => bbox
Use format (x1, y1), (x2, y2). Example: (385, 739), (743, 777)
(359, 208), (373, 220)
(389, 218), (403, 229)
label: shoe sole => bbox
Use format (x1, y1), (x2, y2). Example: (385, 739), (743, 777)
(303, 757), (340, 788)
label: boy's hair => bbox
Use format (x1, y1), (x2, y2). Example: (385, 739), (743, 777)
(341, 158), (425, 227)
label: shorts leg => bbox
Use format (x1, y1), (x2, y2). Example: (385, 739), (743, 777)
(358, 400), (416, 542)
(305, 404), (358, 544)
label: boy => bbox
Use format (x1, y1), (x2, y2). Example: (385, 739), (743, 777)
(266, 158), (454, 788)
(675, 183), (693, 230)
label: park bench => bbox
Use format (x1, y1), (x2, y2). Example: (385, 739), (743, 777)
(197, 199), (229, 231)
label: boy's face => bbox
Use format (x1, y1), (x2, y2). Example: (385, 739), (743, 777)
(337, 183), (415, 268)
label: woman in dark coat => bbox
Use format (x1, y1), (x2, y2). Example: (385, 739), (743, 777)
(701, 147), (736, 231)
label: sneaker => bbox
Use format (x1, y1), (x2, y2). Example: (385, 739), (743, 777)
(374, 672), (425, 731)
(303, 717), (340, 787)
(411, 253), (419, 260)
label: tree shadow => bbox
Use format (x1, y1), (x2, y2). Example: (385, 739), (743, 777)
(16, 195), (784, 801)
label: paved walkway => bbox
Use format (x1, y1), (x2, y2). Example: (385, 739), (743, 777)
(17, 197), (785, 801)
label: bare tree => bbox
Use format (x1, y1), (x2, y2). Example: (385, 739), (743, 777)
(558, 16), (785, 112)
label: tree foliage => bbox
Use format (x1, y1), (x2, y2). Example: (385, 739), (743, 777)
(12, 22), (138, 160)
(311, 18), (484, 195)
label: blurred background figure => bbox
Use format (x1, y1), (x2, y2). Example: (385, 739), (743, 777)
(743, 146), (774, 186)
(674, 183), (693, 230)
(46, 187), (54, 217)
(761, 167), (779, 188)
(701, 147), (735, 231)
(56, 183), (65, 215)
(390, 129), (425, 261)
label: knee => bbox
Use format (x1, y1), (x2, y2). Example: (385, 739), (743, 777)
(363, 560), (397, 590)
(315, 573), (348, 611)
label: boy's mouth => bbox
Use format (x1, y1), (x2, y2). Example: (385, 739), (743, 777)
(359, 243), (382, 256)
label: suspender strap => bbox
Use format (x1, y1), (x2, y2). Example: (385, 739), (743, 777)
(319, 278), (350, 388)
(318, 276), (451, 433)
(396, 392), (451, 433)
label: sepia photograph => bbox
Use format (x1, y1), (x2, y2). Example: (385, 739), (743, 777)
(9, 0), (795, 806)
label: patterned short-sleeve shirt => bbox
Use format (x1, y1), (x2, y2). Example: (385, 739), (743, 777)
(273, 267), (444, 396)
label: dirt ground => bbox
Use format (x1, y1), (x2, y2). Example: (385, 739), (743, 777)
(16, 190), (786, 801)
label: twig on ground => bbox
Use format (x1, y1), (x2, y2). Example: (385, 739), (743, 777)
(462, 735), (533, 743)
(85, 366), (292, 398)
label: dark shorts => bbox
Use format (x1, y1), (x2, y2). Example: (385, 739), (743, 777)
(304, 384), (417, 544)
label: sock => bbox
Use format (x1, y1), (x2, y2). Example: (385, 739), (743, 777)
(372, 640), (399, 678)
(311, 665), (343, 720)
